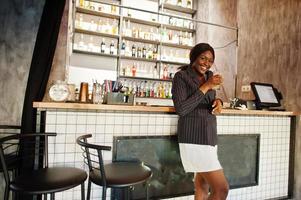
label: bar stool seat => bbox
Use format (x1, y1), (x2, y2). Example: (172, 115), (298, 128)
(10, 167), (87, 194)
(89, 162), (152, 187)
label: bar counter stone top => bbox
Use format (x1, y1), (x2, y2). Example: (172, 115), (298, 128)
(33, 101), (299, 116)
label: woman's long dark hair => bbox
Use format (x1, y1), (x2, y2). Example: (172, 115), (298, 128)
(178, 43), (215, 71)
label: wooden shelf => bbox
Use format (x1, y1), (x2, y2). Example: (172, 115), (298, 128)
(122, 36), (160, 45)
(74, 28), (119, 39)
(162, 24), (195, 33)
(119, 76), (172, 82)
(160, 3), (196, 15)
(160, 60), (189, 66)
(76, 7), (120, 19)
(136, 96), (172, 100)
(123, 16), (161, 27)
(73, 49), (118, 58)
(161, 42), (193, 49)
(121, 56), (158, 63)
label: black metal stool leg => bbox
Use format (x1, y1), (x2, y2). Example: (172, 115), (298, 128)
(4, 186), (9, 200)
(50, 193), (55, 200)
(146, 182), (150, 200)
(87, 179), (91, 200)
(102, 186), (107, 200)
(81, 182), (85, 200)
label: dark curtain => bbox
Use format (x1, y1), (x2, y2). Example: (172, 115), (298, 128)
(19, 0), (66, 199)
(21, 0), (66, 134)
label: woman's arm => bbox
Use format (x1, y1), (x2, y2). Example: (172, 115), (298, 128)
(172, 72), (206, 117)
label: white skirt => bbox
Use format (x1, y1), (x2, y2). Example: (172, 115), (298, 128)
(179, 143), (222, 172)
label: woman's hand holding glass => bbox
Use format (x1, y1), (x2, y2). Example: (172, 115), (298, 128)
(200, 74), (223, 93)
(212, 99), (223, 114)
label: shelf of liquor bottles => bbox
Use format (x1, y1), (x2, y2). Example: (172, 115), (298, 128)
(119, 61), (177, 81)
(73, 0), (195, 100)
(119, 78), (173, 99)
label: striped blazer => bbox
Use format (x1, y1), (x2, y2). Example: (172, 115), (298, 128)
(172, 66), (217, 146)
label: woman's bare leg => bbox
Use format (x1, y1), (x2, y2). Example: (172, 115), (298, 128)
(194, 173), (209, 200)
(200, 169), (229, 200)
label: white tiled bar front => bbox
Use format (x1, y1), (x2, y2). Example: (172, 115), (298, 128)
(35, 105), (294, 200)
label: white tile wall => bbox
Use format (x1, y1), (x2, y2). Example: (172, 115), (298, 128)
(40, 110), (291, 200)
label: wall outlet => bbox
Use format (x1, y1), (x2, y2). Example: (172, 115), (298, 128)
(241, 85), (251, 92)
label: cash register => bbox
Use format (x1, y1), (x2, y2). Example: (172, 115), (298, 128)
(250, 82), (285, 111)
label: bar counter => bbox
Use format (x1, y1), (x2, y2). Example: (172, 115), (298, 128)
(33, 101), (299, 116)
(33, 101), (298, 200)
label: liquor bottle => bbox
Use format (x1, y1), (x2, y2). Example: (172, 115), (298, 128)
(179, 31), (183, 45)
(88, 36), (94, 51)
(142, 45), (147, 58)
(137, 47), (142, 58)
(100, 38), (106, 53)
(188, 32), (193, 46)
(189, 21), (194, 29)
(187, 0), (192, 8)
(153, 46), (158, 60)
(136, 81), (140, 97)
(126, 65), (131, 76)
(79, 0), (85, 7)
(140, 81), (145, 97)
(110, 40), (114, 54)
(127, 20), (132, 37)
(145, 81), (150, 97)
(177, 0), (182, 6)
(78, 34), (85, 50)
(90, 20), (97, 31)
(97, 19), (103, 32)
(150, 82), (154, 97)
(132, 44), (136, 57)
(120, 40), (126, 56)
(163, 64), (168, 79)
(147, 45), (153, 59)
(150, 28), (154, 41)
(78, 14), (83, 28)
(112, 19), (118, 35)
(131, 63), (136, 77)
(153, 65), (159, 79)
(120, 63), (126, 76)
